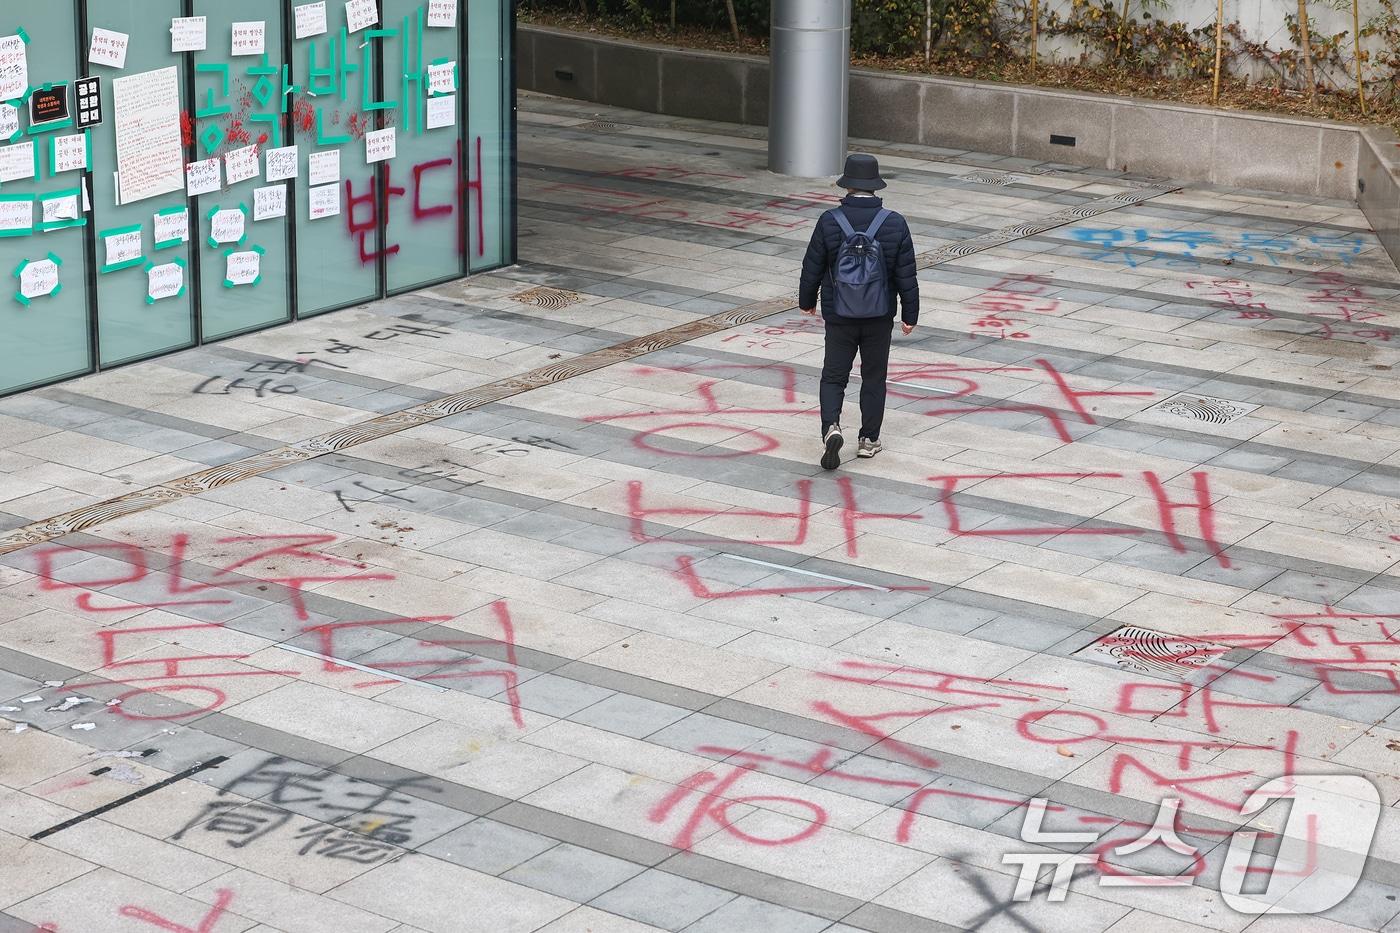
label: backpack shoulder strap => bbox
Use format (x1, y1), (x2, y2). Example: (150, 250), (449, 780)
(864, 209), (892, 238)
(830, 209), (856, 238)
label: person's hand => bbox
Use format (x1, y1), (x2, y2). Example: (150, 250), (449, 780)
(801, 307), (817, 316)
(901, 322), (915, 336)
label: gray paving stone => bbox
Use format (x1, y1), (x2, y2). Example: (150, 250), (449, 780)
(417, 817), (554, 875)
(971, 614), (1084, 652)
(889, 598), (998, 635)
(681, 895), (832, 933)
(502, 842), (645, 902)
(1259, 569), (1363, 605)
(648, 712), (772, 758)
(514, 672), (617, 718)
(569, 693), (692, 738)
(590, 869), (737, 931)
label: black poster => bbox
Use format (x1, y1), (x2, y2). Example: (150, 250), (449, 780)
(29, 84), (69, 125)
(74, 77), (101, 129)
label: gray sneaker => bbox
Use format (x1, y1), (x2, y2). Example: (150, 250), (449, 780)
(820, 424), (844, 470)
(857, 437), (882, 458)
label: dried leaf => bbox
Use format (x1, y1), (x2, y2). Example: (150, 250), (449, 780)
(1057, 745), (1075, 758)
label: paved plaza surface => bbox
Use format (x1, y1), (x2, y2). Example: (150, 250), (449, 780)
(3, 91), (1400, 933)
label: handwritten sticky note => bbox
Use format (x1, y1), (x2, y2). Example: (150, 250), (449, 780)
(231, 21), (265, 56)
(185, 157), (222, 195)
(153, 208), (188, 246)
(0, 199), (32, 234)
(226, 250), (260, 286)
(20, 257), (59, 300)
(345, 0), (378, 33)
(52, 135), (87, 174)
(89, 28), (129, 69)
(209, 207), (245, 245)
(0, 141), (34, 182)
(264, 145), (298, 182)
(0, 104), (17, 140)
(308, 149), (339, 186)
(308, 183), (340, 220)
(148, 261), (183, 302)
(426, 95), (455, 130)
(0, 34), (27, 100)
(224, 144), (259, 185)
(427, 61), (455, 95)
(171, 16), (206, 52)
(104, 229), (142, 266)
(365, 127), (395, 163)
(42, 194), (79, 224)
(254, 184), (286, 221)
(294, 2), (328, 39)
(427, 0), (457, 27)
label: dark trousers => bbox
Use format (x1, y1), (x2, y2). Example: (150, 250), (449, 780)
(820, 318), (893, 441)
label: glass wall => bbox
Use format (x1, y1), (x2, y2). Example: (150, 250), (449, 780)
(0, 0), (514, 395)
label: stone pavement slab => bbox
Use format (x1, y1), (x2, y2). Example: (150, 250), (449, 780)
(0, 91), (1399, 933)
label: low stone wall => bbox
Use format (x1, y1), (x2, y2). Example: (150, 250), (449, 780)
(517, 24), (1360, 201)
(1358, 126), (1400, 266)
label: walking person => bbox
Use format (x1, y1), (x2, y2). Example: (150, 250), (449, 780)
(799, 154), (919, 470)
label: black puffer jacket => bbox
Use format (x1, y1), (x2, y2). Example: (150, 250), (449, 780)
(798, 195), (919, 326)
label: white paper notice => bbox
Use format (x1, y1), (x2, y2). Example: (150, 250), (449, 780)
(147, 262), (183, 301)
(42, 195), (79, 224)
(0, 104), (17, 140)
(308, 183), (340, 220)
(153, 209), (188, 245)
(308, 149), (339, 186)
(90, 28), (130, 69)
(226, 250), (260, 286)
(185, 158), (221, 196)
(209, 207), (245, 244)
(0, 141), (33, 182)
(0, 35), (26, 100)
(170, 16), (206, 52)
(365, 127), (395, 163)
(427, 61), (455, 94)
(52, 135), (87, 174)
(20, 258), (59, 300)
(104, 229), (142, 266)
(231, 21), (265, 56)
(224, 144), (259, 184)
(253, 184), (286, 221)
(113, 67), (185, 203)
(345, 0), (378, 33)
(294, 2), (328, 39)
(427, 0), (457, 27)
(425, 95), (455, 130)
(0, 199), (32, 234)
(264, 145), (298, 182)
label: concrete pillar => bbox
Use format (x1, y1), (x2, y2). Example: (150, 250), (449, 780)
(768, 0), (851, 178)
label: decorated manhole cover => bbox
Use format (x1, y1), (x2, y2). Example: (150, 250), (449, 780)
(511, 286), (582, 310)
(1076, 625), (1230, 679)
(958, 170), (1022, 187)
(1146, 392), (1260, 426)
(574, 120), (629, 132)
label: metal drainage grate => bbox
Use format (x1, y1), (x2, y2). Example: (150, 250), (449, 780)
(1076, 625), (1227, 680)
(510, 286), (582, 311)
(1146, 392), (1260, 426)
(958, 170), (1022, 187)
(575, 120), (630, 132)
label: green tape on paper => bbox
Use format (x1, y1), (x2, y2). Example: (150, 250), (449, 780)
(98, 222), (145, 275)
(12, 250), (61, 305)
(0, 191), (33, 238)
(34, 186), (82, 232)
